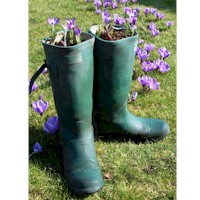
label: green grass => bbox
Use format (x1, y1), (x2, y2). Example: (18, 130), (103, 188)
(29, 0), (176, 199)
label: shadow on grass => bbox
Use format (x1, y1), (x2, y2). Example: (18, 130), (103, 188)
(94, 131), (159, 144)
(138, 0), (176, 13)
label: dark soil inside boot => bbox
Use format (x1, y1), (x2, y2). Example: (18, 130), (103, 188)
(100, 29), (132, 41)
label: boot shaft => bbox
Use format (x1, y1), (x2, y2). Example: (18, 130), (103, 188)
(92, 30), (138, 118)
(42, 33), (95, 137)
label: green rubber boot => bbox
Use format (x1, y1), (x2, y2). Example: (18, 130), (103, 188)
(89, 26), (170, 143)
(29, 33), (103, 195)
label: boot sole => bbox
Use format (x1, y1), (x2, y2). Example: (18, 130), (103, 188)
(68, 182), (104, 195)
(96, 131), (167, 144)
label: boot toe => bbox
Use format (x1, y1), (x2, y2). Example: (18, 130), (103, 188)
(67, 165), (104, 195)
(149, 119), (170, 141)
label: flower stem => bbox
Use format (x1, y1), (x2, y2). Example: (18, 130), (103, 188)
(29, 152), (36, 158)
(64, 30), (67, 47)
(52, 26), (55, 35)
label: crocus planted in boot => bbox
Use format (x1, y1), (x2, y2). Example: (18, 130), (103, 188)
(95, 7), (138, 41)
(114, 14), (126, 25)
(48, 17), (60, 33)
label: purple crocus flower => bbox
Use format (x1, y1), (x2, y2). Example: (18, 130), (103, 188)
(132, 0), (137, 3)
(137, 49), (149, 62)
(136, 46), (142, 55)
(74, 25), (81, 36)
(62, 24), (68, 32)
(166, 21), (174, 27)
(138, 75), (149, 87)
(116, 0), (120, 3)
(102, 10), (111, 24)
(29, 80), (38, 92)
(136, 7), (141, 13)
(153, 59), (163, 69)
(151, 29), (160, 37)
(147, 78), (160, 90)
(142, 60), (155, 72)
(48, 17), (60, 26)
(155, 12), (165, 19)
(104, 1), (111, 8)
(96, 9), (102, 14)
(122, 0), (128, 4)
(111, 2), (118, 9)
(150, 8), (157, 14)
(159, 61), (170, 73)
(144, 43), (155, 53)
(131, 92), (138, 101)
(32, 95), (48, 116)
(124, 7), (131, 15)
(94, 0), (102, 7)
(124, 7), (137, 18)
(144, 7), (151, 15)
(114, 14), (126, 25)
(44, 116), (59, 134)
(138, 39), (144, 44)
(37, 66), (48, 75)
(42, 68), (48, 75)
(127, 16), (137, 27)
(148, 22), (156, 31)
(66, 18), (76, 30)
(33, 142), (43, 153)
(158, 47), (170, 59)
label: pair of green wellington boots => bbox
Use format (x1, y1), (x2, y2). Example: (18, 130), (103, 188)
(29, 29), (170, 195)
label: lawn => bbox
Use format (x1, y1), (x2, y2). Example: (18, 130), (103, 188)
(29, 0), (176, 199)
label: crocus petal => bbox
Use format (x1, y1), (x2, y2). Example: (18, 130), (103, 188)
(44, 122), (56, 134)
(44, 116), (59, 134)
(33, 142), (43, 153)
(131, 92), (138, 101)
